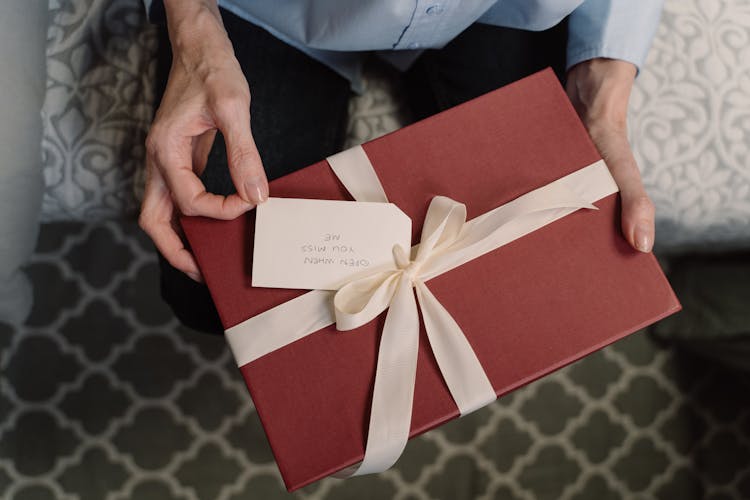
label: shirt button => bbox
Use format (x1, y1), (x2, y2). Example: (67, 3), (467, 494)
(407, 42), (421, 49)
(426, 4), (444, 15)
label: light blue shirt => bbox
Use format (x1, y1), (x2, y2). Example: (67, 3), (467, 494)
(146, 0), (663, 92)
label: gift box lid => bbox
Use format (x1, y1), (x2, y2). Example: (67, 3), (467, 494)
(181, 68), (681, 491)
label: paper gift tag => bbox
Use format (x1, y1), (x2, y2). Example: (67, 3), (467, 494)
(252, 197), (412, 290)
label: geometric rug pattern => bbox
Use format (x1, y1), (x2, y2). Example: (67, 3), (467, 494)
(1, 222), (749, 500)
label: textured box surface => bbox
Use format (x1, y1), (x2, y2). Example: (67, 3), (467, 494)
(182, 69), (681, 491)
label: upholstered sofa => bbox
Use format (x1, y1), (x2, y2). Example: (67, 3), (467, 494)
(38, 1), (750, 243)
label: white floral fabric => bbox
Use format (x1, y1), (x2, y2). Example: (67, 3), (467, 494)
(42, 0), (156, 221)
(40, 0), (750, 251)
(629, 0), (750, 251)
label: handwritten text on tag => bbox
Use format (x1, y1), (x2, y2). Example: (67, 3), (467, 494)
(252, 198), (412, 290)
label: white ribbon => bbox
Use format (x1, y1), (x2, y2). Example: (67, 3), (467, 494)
(225, 145), (619, 478)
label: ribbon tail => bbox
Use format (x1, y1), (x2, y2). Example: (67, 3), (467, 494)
(415, 282), (496, 415)
(335, 272), (420, 477)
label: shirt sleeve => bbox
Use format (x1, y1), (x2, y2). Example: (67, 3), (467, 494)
(566, 0), (664, 72)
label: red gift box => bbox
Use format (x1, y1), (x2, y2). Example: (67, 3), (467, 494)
(181, 68), (681, 491)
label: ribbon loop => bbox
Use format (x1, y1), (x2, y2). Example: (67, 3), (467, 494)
(334, 271), (401, 331)
(333, 196), (470, 332)
(415, 196), (467, 263)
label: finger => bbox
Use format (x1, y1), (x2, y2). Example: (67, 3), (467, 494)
(213, 96), (269, 204)
(621, 189), (655, 254)
(590, 125), (655, 253)
(139, 166), (204, 282)
(166, 165), (256, 219)
(149, 126), (254, 219)
(149, 218), (204, 283)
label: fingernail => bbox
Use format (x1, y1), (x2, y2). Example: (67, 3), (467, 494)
(244, 177), (268, 204)
(634, 224), (652, 253)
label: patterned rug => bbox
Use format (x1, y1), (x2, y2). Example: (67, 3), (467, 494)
(1, 224), (749, 500)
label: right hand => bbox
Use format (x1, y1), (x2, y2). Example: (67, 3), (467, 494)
(139, 0), (268, 282)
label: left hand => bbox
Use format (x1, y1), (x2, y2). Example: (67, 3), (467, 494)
(566, 58), (654, 253)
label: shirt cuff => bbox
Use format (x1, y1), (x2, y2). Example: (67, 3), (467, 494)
(567, 44), (646, 73)
(566, 0), (664, 74)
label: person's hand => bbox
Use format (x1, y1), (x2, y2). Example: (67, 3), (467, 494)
(139, 0), (268, 282)
(566, 58), (654, 253)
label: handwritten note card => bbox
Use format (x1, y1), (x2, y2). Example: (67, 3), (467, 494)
(252, 198), (412, 290)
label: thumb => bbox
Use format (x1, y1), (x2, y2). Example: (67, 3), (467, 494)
(215, 101), (268, 204)
(590, 125), (655, 253)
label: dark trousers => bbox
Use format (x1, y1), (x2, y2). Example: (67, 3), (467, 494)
(155, 9), (568, 335)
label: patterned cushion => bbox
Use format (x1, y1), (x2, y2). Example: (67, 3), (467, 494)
(41, 0), (750, 252)
(42, 0), (156, 221)
(629, 0), (750, 251)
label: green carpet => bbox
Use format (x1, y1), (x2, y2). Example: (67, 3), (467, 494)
(0, 221), (748, 499)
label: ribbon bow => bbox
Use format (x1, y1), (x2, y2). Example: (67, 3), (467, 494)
(331, 191), (598, 476)
(224, 146), (618, 479)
